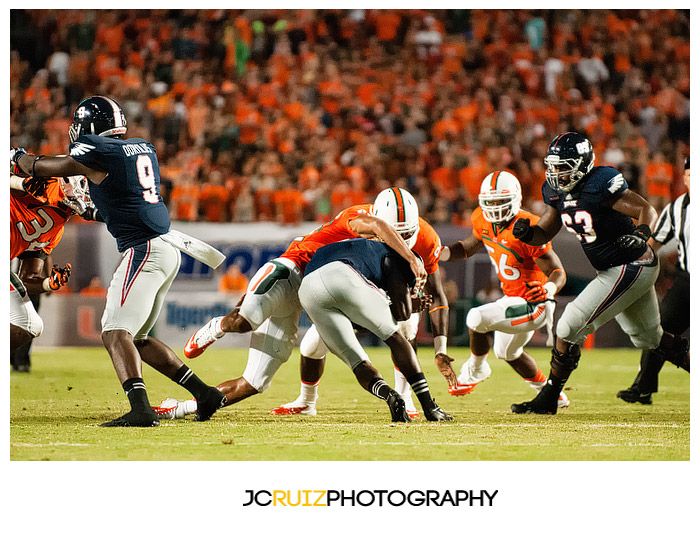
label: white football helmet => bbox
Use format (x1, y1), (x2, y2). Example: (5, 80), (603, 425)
(478, 171), (522, 224)
(60, 175), (92, 215)
(372, 187), (420, 249)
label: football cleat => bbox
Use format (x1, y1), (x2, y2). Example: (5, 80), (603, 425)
(152, 397), (197, 420)
(424, 403), (453, 422)
(557, 392), (571, 409)
(387, 391), (412, 423)
(449, 359), (491, 396)
(100, 410), (160, 427)
(617, 386), (652, 405)
(511, 382), (560, 414)
(402, 396), (420, 419)
(184, 316), (225, 359)
(194, 387), (227, 422)
(270, 395), (318, 416)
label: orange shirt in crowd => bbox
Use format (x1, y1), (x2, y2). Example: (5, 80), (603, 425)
(218, 266), (249, 293)
(273, 188), (305, 224)
(431, 118), (461, 141)
(199, 183), (229, 222)
(645, 161), (673, 198)
(375, 11), (401, 41)
(170, 183), (199, 221)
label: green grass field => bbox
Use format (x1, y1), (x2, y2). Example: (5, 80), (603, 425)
(10, 345), (689, 461)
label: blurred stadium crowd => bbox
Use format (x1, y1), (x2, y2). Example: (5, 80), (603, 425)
(10, 9), (690, 226)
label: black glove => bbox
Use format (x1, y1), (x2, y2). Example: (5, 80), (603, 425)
(22, 176), (57, 199)
(616, 224), (651, 250)
(513, 218), (535, 242)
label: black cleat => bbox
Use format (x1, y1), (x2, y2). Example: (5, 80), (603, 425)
(100, 409), (160, 427)
(194, 387), (226, 422)
(387, 392), (411, 423)
(424, 404), (453, 422)
(617, 386), (652, 405)
(512, 381), (560, 414)
(665, 336), (690, 372)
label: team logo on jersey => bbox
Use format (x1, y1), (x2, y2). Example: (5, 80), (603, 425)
(607, 174), (625, 194)
(69, 142), (96, 157)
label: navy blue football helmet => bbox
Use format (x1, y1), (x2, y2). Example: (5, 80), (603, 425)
(69, 96), (127, 143)
(544, 132), (595, 192)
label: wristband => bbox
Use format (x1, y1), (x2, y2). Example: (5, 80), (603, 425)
(10, 175), (25, 191)
(42, 278), (53, 292)
(635, 224), (652, 241)
(434, 335), (448, 355)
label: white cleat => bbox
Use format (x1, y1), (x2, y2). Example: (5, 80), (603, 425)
(152, 398), (198, 420)
(184, 316), (225, 358)
(270, 396), (318, 416)
(449, 360), (492, 396)
(558, 391), (571, 409)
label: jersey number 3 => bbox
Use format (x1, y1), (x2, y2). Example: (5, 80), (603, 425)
(561, 210), (597, 243)
(136, 155), (159, 204)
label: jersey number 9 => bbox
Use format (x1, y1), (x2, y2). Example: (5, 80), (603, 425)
(136, 155), (159, 204)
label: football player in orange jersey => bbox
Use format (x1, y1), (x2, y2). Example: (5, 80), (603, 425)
(161, 187), (427, 420)
(9, 170), (91, 353)
(270, 187), (456, 418)
(440, 171), (570, 407)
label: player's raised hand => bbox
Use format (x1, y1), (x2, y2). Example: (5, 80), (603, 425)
(46, 263), (72, 291)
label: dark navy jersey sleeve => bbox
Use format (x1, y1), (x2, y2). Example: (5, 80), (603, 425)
(591, 166), (628, 205)
(69, 134), (170, 251)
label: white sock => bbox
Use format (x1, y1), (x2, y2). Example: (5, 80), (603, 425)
(300, 381), (319, 406)
(470, 352), (488, 368)
(393, 368), (412, 399)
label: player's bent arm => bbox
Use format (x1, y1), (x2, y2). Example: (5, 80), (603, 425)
(528, 205), (562, 245)
(350, 214), (427, 282)
(610, 189), (658, 230)
(16, 154), (107, 184)
(534, 250), (567, 296)
(17, 256), (49, 294)
(440, 234), (483, 261)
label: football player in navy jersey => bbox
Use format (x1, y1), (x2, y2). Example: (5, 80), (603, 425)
(509, 132), (689, 414)
(11, 96), (225, 427)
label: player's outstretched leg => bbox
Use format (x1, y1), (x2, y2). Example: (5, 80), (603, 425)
(353, 361), (411, 422)
(393, 368), (420, 419)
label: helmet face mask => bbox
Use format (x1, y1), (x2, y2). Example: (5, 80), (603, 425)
(478, 171), (522, 224)
(372, 187), (420, 249)
(60, 175), (93, 215)
(544, 132), (594, 192)
(69, 96), (127, 143)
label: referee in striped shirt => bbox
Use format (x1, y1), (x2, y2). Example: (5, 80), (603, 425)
(618, 156), (690, 404)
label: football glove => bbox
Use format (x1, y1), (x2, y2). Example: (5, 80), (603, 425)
(22, 176), (57, 199)
(524, 280), (548, 303)
(513, 218), (535, 242)
(615, 224), (651, 250)
(10, 147), (28, 166)
(47, 263), (72, 291)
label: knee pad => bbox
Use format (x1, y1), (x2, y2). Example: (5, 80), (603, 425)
(492, 337), (519, 361)
(466, 308), (485, 332)
(628, 325), (663, 350)
(299, 325), (328, 359)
